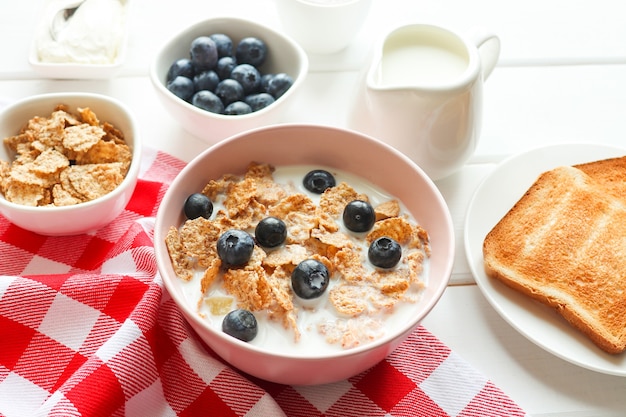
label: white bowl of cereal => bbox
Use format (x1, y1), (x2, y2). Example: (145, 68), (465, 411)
(149, 17), (308, 144)
(154, 124), (454, 385)
(0, 92), (141, 236)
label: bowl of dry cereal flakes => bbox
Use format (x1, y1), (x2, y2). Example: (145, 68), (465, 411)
(0, 92), (141, 236)
(154, 124), (454, 385)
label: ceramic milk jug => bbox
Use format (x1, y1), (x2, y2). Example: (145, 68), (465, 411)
(349, 24), (500, 180)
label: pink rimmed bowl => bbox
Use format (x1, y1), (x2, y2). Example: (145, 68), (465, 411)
(154, 124), (453, 385)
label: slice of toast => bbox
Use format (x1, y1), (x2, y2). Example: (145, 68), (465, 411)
(483, 158), (626, 354)
(575, 155), (626, 200)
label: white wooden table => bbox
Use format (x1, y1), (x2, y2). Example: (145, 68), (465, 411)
(2, 0), (626, 415)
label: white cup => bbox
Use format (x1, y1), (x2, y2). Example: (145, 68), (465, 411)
(274, 0), (372, 55)
(349, 24), (500, 180)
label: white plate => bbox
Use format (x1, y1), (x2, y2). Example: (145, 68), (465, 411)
(464, 143), (626, 376)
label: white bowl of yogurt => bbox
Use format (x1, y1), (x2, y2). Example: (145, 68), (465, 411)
(154, 124), (454, 385)
(29, 0), (129, 79)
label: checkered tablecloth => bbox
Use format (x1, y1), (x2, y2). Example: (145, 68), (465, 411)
(0, 148), (527, 417)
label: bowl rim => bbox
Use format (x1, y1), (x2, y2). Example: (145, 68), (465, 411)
(0, 92), (142, 213)
(149, 16), (309, 121)
(155, 123), (454, 360)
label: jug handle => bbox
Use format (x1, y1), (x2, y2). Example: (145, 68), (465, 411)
(468, 27), (501, 81)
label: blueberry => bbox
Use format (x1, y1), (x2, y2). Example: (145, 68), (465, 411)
(183, 193), (213, 220)
(236, 37), (268, 67)
(210, 33), (234, 58)
(368, 237), (402, 269)
(266, 73), (294, 99)
(167, 75), (195, 102)
(192, 90), (224, 114)
(255, 216), (287, 248)
(222, 309), (258, 342)
(244, 93), (275, 112)
(190, 36), (218, 71)
(215, 79), (244, 105)
(216, 56), (237, 80)
(193, 70), (219, 92)
(217, 229), (255, 266)
(303, 169), (336, 194)
(231, 64), (261, 94)
(260, 73), (274, 92)
(343, 200), (376, 232)
(167, 58), (195, 83)
(292, 259), (330, 299)
(224, 101), (252, 115)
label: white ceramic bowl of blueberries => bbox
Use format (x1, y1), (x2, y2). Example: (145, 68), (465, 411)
(154, 124), (455, 385)
(150, 17), (308, 143)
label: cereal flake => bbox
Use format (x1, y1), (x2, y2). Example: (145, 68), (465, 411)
(0, 105), (131, 207)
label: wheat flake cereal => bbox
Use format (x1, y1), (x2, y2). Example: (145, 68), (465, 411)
(0, 104), (131, 207)
(166, 162), (430, 353)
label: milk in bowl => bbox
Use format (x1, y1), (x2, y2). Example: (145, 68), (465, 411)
(165, 163), (431, 356)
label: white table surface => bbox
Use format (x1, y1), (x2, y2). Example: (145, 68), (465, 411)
(2, 0), (626, 415)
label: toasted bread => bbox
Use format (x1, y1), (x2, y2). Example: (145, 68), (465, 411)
(483, 159), (626, 354)
(575, 156), (626, 200)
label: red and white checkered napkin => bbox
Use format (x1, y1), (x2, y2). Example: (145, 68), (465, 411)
(0, 148), (527, 417)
